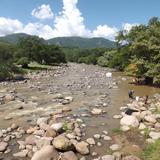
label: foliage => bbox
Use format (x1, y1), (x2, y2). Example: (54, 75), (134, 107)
(115, 17), (160, 84)
(141, 139), (160, 160)
(0, 43), (21, 81)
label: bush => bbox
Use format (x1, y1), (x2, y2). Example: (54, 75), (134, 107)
(17, 57), (29, 68)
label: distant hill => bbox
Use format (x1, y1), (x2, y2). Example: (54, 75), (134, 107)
(47, 37), (116, 48)
(0, 33), (30, 44)
(0, 33), (116, 48)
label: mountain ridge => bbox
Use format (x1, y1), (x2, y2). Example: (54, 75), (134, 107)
(0, 33), (116, 48)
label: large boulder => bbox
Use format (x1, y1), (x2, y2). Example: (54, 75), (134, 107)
(31, 145), (59, 160)
(120, 115), (139, 128)
(53, 135), (73, 151)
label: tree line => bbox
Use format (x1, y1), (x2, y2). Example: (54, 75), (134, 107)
(0, 17), (160, 85)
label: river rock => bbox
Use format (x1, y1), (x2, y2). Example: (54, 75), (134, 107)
(120, 115), (139, 128)
(31, 145), (59, 160)
(91, 108), (102, 115)
(45, 128), (57, 138)
(11, 123), (18, 130)
(109, 144), (120, 151)
(138, 123), (146, 130)
(144, 115), (157, 124)
(33, 130), (45, 136)
(37, 117), (49, 126)
(122, 155), (141, 160)
(149, 131), (160, 140)
(13, 150), (28, 158)
(4, 94), (15, 102)
(61, 151), (78, 160)
(25, 135), (38, 145)
(101, 155), (115, 160)
(51, 123), (63, 132)
(75, 141), (89, 155)
(94, 134), (101, 139)
(53, 135), (73, 151)
(86, 138), (96, 145)
(0, 141), (8, 152)
(27, 126), (39, 134)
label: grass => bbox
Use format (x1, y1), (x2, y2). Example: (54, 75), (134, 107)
(141, 139), (160, 160)
(112, 128), (123, 135)
(143, 128), (150, 138)
(105, 148), (113, 155)
(22, 62), (53, 72)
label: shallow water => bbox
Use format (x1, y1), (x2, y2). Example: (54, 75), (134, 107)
(0, 64), (159, 159)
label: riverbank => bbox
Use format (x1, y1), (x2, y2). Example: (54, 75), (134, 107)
(0, 63), (159, 160)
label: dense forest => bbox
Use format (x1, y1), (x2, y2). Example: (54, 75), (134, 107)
(0, 17), (160, 85)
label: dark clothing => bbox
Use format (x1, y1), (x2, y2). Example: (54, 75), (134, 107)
(128, 90), (134, 99)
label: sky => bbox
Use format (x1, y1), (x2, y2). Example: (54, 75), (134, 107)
(0, 0), (159, 40)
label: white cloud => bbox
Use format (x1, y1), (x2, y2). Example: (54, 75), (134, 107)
(0, 17), (23, 36)
(23, 23), (54, 39)
(31, 4), (54, 20)
(52, 0), (91, 37)
(0, 2), (139, 41)
(92, 25), (118, 40)
(122, 23), (139, 32)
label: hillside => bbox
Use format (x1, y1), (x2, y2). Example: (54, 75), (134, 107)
(0, 33), (30, 44)
(0, 34), (116, 48)
(47, 36), (116, 48)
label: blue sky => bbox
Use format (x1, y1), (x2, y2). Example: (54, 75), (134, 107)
(0, 0), (159, 40)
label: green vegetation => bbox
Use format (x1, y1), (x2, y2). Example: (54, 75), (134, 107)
(112, 128), (123, 135)
(143, 128), (150, 138)
(97, 17), (160, 85)
(0, 17), (160, 85)
(0, 36), (66, 81)
(141, 139), (160, 160)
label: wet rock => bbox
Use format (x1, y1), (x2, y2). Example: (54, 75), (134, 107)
(13, 150), (28, 158)
(0, 141), (8, 152)
(61, 151), (78, 160)
(75, 141), (89, 155)
(120, 115), (139, 128)
(31, 145), (59, 160)
(53, 135), (73, 151)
